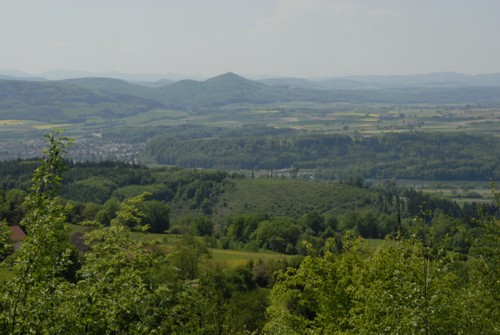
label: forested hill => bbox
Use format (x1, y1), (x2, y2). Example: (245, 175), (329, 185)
(154, 73), (500, 108)
(152, 72), (293, 109)
(56, 73), (500, 108)
(0, 79), (163, 122)
(145, 132), (500, 180)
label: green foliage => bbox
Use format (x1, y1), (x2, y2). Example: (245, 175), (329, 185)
(65, 194), (161, 333)
(111, 183), (173, 202)
(197, 264), (270, 334)
(226, 213), (268, 243)
(136, 200), (170, 233)
(265, 229), (499, 334)
(264, 236), (364, 334)
(0, 220), (11, 261)
(64, 176), (117, 204)
(170, 234), (210, 279)
(252, 217), (302, 254)
(463, 183), (500, 331)
(0, 131), (74, 334)
(170, 214), (213, 236)
(350, 239), (462, 334)
(94, 197), (121, 226)
(2, 189), (28, 226)
(299, 212), (325, 236)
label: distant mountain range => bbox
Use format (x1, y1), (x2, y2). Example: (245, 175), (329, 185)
(1, 72), (500, 121)
(259, 72), (500, 90)
(2, 69), (500, 88)
(0, 69), (201, 82)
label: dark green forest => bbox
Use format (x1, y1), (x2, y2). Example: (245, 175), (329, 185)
(145, 131), (499, 180)
(0, 133), (498, 334)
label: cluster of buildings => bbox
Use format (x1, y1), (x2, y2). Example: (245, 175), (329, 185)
(0, 137), (145, 164)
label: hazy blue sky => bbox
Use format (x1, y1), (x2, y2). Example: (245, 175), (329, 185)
(1, 0), (499, 78)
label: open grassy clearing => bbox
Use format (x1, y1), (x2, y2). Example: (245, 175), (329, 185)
(207, 249), (290, 267)
(33, 123), (73, 130)
(121, 108), (189, 126)
(396, 179), (495, 204)
(66, 223), (288, 267)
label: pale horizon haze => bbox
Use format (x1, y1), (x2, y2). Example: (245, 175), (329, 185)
(1, 0), (499, 79)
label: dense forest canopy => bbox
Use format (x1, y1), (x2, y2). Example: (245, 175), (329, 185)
(145, 131), (500, 180)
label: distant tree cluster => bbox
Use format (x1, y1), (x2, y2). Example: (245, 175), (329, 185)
(145, 132), (500, 180)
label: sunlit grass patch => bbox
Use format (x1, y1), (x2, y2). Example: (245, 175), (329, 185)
(208, 248), (289, 267)
(33, 124), (72, 130)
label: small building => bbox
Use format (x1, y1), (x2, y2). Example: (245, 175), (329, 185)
(9, 225), (27, 251)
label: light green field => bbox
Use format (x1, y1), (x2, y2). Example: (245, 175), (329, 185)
(122, 109), (189, 125)
(66, 223), (288, 267)
(208, 249), (290, 267)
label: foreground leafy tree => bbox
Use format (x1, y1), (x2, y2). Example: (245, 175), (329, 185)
(265, 228), (499, 334)
(350, 238), (463, 334)
(0, 131), (74, 334)
(461, 183), (500, 333)
(264, 235), (364, 334)
(46, 194), (205, 334)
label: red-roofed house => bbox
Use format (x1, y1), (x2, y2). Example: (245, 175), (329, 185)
(9, 225), (26, 251)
